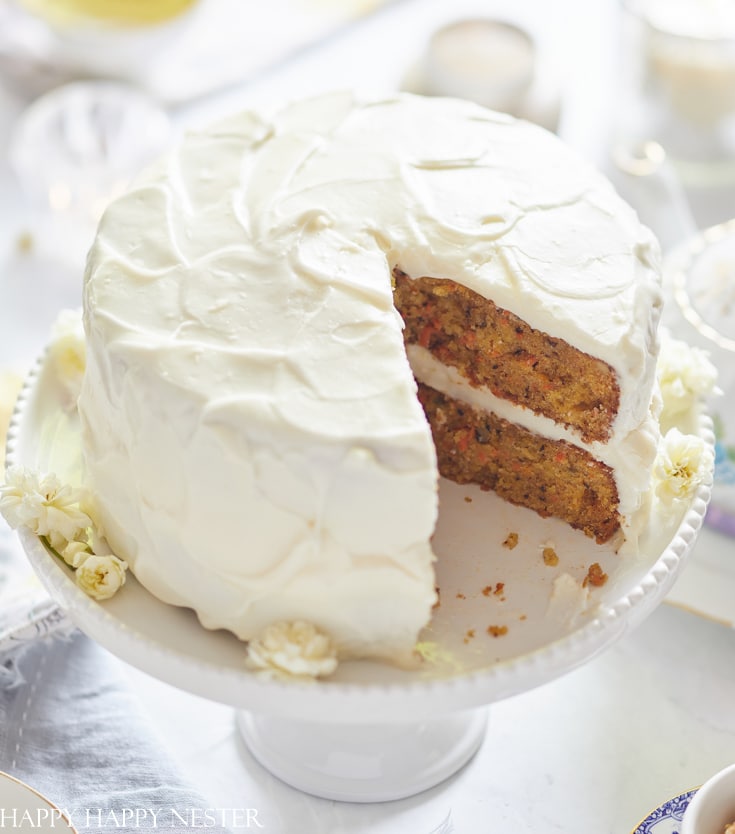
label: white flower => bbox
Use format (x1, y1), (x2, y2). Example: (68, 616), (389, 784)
(60, 538), (93, 569)
(0, 466), (92, 542)
(48, 309), (86, 405)
(75, 554), (127, 600)
(245, 620), (338, 681)
(654, 428), (713, 503)
(657, 332), (718, 423)
(0, 466), (128, 600)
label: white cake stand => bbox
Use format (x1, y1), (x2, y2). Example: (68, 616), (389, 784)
(6, 352), (714, 802)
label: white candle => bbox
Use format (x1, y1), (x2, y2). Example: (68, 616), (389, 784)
(422, 19), (536, 115)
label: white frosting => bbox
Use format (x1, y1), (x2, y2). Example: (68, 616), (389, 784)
(78, 92), (662, 661)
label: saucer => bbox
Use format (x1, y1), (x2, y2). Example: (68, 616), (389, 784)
(0, 771), (76, 833)
(632, 789), (697, 834)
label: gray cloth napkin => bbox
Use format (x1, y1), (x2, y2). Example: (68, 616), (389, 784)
(0, 631), (233, 833)
(0, 515), (233, 834)
(0, 521), (74, 663)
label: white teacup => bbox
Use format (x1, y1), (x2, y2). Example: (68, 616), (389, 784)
(681, 763), (735, 834)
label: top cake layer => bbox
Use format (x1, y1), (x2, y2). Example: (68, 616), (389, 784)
(78, 92), (663, 660)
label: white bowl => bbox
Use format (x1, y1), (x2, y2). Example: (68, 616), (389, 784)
(682, 764), (735, 834)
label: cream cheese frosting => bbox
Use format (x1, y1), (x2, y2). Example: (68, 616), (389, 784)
(78, 91), (663, 661)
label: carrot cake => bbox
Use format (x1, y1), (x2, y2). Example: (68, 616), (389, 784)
(77, 92), (663, 663)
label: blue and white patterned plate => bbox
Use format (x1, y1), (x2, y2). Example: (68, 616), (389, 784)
(632, 789), (698, 834)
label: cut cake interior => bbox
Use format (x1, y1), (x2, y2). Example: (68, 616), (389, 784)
(392, 267), (623, 543)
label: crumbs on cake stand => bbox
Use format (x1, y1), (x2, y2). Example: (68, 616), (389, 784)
(503, 531), (519, 549)
(542, 545), (559, 566)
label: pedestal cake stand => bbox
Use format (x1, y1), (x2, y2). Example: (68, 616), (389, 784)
(6, 352), (714, 802)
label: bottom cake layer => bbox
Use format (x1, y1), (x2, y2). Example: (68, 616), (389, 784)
(417, 383), (621, 544)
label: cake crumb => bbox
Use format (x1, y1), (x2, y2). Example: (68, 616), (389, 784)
(456, 591), (466, 600)
(464, 495), (472, 503)
(463, 628), (475, 644)
(583, 562), (608, 588)
(433, 586), (441, 609)
(487, 625), (508, 638)
(482, 582), (505, 599)
(542, 546), (559, 566)
(503, 532), (519, 549)
(519, 614), (527, 621)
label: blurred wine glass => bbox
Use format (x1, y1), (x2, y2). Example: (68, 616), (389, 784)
(8, 80), (172, 268)
(0, 1), (194, 270)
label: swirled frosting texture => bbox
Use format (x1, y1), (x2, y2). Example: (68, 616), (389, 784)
(78, 92), (662, 660)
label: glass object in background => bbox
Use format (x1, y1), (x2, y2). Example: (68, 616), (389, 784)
(661, 219), (735, 535)
(404, 18), (561, 133)
(8, 81), (172, 271)
(611, 139), (699, 253)
(1, 0), (400, 106)
(17, 0), (199, 26)
(423, 19), (536, 114)
(7, 0), (201, 83)
(620, 0), (735, 187)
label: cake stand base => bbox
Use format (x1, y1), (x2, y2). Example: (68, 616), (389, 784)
(236, 706), (489, 802)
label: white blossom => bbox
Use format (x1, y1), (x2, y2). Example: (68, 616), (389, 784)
(0, 466), (128, 600)
(657, 332), (718, 423)
(75, 554), (127, 600)
(60, 538), (93, 569)
(654, 428), (713, 503)
(0, 466), (92, 542)
(245, 620), (338, 681)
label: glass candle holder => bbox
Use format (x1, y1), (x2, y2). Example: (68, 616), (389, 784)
(8, 80), (171, 269)
(619, 0), (735, 186)
(422, 19), (536, 114)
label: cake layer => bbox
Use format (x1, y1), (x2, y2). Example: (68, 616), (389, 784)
(393, 269), (619, 444)
(416, 383), (621, 543)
